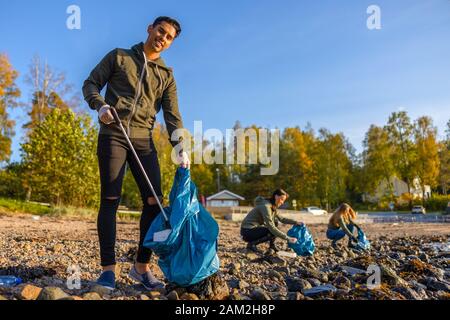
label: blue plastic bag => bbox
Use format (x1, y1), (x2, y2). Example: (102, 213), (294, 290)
(143, 168), (220, 287)
(287, 224), (315, 256)
(356, 229), (370, 251)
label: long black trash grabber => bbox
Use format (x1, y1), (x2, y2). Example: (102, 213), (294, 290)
(109, 107), (171, 242)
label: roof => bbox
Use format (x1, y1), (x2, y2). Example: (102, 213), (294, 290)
(206, 190), (245, 201)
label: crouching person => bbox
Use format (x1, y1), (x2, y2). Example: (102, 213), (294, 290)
(327, 203), (361, 249)
(240, 189), (300, 253)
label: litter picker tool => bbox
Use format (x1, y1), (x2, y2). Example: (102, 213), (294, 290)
(109, 107), (171, 242)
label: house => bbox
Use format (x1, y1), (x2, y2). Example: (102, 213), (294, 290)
(363, 176), (431, 203)
(206, 190), (245, 207)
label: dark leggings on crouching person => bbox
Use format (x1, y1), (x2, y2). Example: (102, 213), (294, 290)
(241, 227), (276, 252)
(97, 134), (163, 267)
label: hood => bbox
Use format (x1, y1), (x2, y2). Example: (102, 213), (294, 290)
(254, 196), (270, 207)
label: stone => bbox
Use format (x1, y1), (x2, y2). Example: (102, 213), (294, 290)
(287, 292), (305, 300)
(268, 270), (284, 282)
(180, 293), (199, 300)
(90, 285), (112, 297)
(307, 278), (321, 287)
(52, 243), (64, 253)
(285, 277), (312, 292)
(166, 290), (179, 300)
(380, 265), (408, 287)
(303, 284), (338, 297)
(0, 295), (8, 300)
(246, 252), (259, 260)
(186, 273), (229, 300)
(425, 278), (450, 292)
(58, 296), (84, 300)
(333, 276), (352, 289)
(391, 287), (422, 300)
(82, 292), (102, 300)
(140, 294), (150, 300)
(340, 266), (367, 276)
(238, 280), (250, 290)
(37, 287), (69, 300)
(17, 284), (42, 300)
(250, 288), (271, 300)
(148, 291), (162, 299)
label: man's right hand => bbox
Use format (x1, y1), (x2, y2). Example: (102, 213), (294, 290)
(287, 236), (297, 244)
(98, 105), (115, 124)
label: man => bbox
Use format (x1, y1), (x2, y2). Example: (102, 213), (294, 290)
(82, 16), (190, 290)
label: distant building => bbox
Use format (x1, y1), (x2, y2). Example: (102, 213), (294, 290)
(206, 190), (245, 207)
(363, 176), (431, 203)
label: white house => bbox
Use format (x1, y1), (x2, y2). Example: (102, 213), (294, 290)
(363, 176), (431, 203)
(206, 190), (245, 207)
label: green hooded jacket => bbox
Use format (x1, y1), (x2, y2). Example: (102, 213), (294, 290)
(241, 196), (298, 240)
(82, 42), (183, 145)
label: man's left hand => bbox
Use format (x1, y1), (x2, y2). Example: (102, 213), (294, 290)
(178, 151), (190, 169)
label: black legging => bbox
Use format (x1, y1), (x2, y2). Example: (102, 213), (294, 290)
(96, 134), (162, 267)
(241, 227), (274, 243)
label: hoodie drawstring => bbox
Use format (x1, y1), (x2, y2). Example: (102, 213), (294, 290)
(142, 51), (164, 93)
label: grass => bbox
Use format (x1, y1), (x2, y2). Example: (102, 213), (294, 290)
(0, 197), (140, 221)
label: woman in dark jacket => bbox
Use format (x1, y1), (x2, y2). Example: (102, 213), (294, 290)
(240, 189), (302, 253)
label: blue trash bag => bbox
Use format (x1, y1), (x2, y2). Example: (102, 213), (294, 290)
(287, 224), (315, 256)
(356, 229), (371, 251)
(143, 168), (220, 287)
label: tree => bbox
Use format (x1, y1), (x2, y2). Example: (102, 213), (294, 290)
(0, 54), (21, 162)
(21, 108), (99, 206)
(413, 116), (440, 202)
(361, 125), (395, 198)
(313, 129), (352, 211)
(385, 111), (416, 207)
(438, 119), (450, 195)
(24, 55), (79, 131)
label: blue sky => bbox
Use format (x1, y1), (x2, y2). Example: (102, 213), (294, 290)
(1, 0), (450, 163)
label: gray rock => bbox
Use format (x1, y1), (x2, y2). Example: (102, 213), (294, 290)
(37, 287), (69, 300)
(250, 288), (271, 300)
(307, 278), (321, 287)
(380, 265), (408, 287)
(303, 284), (338, 297)
(391, 287), (422, 300)
(425, 277), (450, 292)
(166, 290), (179, 301)
(287, 292), (305, 300)
(91, 285), (112, 297)
(340, 266), (367, 276)
(285, 277), (312, 292)
(268, 270), (284, 282)
(333, 276), (352, 289)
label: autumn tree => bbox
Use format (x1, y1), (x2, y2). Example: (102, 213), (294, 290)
(413, 116), (440, 201)
(0, 54), (21, 162)
(361, 125), (395, 198)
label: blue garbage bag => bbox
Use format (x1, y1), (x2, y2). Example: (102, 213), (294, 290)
(356, 229), (370, 251)
(143, 168), (220, 287)
(287, 224), (315, 256)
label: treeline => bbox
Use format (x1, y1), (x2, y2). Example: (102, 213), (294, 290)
(0, 54), (449, 211)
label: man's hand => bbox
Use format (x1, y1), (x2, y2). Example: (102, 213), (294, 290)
(177, 151), (190, 169)
(296, 222), (304, 226)
(98, 105), (115, 124)
(287, 236), (297, 244)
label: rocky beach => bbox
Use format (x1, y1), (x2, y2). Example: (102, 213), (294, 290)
(0, 213), (449, 300)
